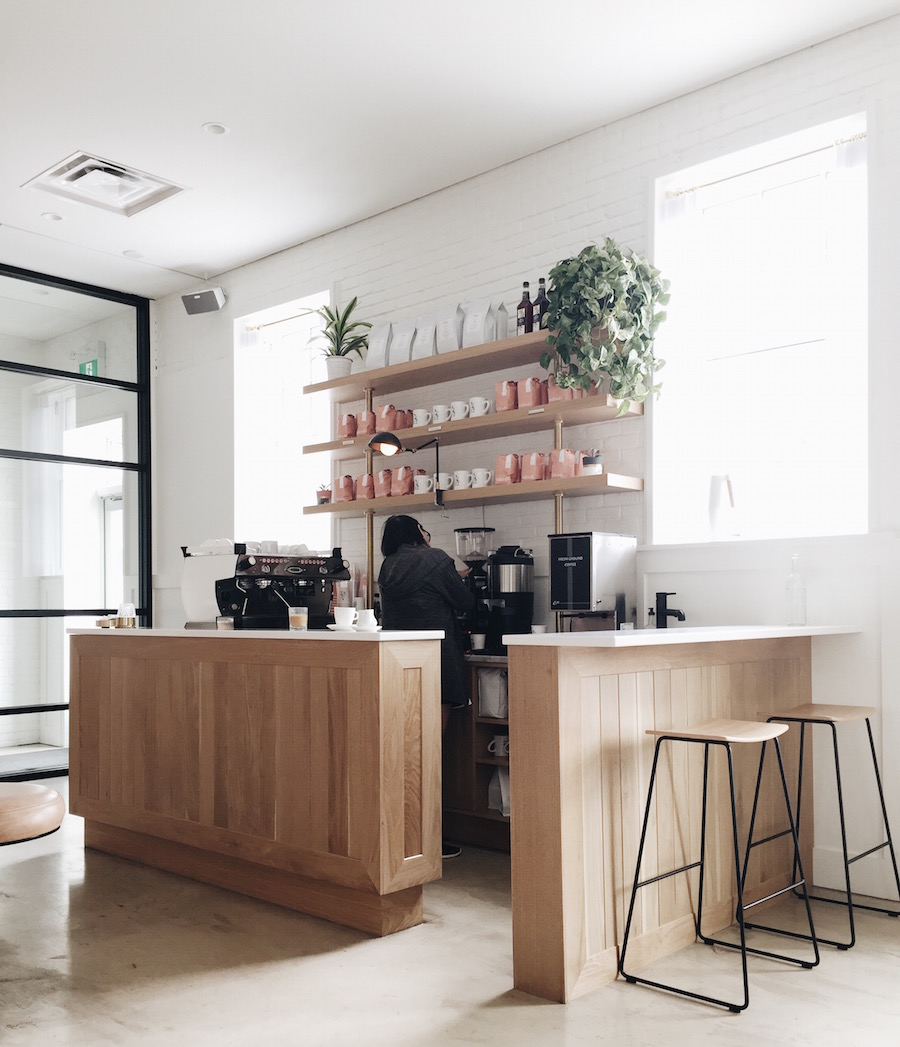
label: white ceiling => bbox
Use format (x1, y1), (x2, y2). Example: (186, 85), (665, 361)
(1, 0), (899, 303)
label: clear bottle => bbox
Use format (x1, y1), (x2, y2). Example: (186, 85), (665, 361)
(533, 277), (549, 330)
(516, 281), (533, 335)
(785, 553), (806, 626)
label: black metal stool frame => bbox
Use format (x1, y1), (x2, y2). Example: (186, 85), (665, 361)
(750, 712), (900, 949)
(619, 732), (818, 1013)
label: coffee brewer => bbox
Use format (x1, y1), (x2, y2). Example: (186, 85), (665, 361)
(485, 544), (534, 653)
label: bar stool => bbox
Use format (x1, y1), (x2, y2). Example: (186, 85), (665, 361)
(0, 782), (65, 847)
(618, 718), (819, 1013)
(750, 704), (900, 950)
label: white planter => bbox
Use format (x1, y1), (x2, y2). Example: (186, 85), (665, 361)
(324, 356), (353, 380)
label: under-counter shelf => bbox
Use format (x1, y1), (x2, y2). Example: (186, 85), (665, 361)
(303, 472), (643, 516)
(303, 393), (641, 457)
(303, 329), (548, 400)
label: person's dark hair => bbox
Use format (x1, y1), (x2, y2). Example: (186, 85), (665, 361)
(381, 515), (426, 557)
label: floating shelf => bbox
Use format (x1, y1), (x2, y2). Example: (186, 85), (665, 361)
(303, 472), (643, 516)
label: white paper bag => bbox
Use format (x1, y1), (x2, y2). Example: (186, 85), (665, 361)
(435, 304), (464, 354)
(389, 319), (416, 365)
(488, 768), (511, 818)
(494, 302), (509, 340)
(462, 297), (495, 348)
(478, 668), (508, 719)
(411, 315), (437, 360)
(366, 323), (392, 370)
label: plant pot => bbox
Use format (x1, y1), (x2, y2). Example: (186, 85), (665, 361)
(317, 492), (332, 505)
(324, 356), (353, 380)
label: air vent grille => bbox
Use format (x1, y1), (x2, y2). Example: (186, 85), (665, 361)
(24, 152), (184, 216)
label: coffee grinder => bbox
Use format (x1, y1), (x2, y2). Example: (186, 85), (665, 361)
(454, 527), (494, 642)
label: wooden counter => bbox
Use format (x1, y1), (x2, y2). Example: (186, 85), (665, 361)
(504, 625), (852, 1002)
(69, 628), (443, 936)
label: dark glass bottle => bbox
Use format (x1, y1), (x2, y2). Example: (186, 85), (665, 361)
(533, 277), (549, 330)
(516, 281), (533, 335)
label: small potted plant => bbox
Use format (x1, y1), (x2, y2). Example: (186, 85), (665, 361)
(316, 483), (332, 505)
(311, 297), (372, 380)
(540, 238), (670, 414)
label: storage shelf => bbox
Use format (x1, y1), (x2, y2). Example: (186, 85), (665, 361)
(303, 472), (643, 516)
(476, 757), (510, 767)
(303, 393), (641, 457)
(303, 329), (549, 400)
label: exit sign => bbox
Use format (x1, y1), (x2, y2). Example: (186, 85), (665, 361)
(79, 359), (100, 376)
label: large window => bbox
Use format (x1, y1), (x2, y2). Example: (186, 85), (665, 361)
(234, 293), (331, 553)
(652, 117), (868, 544)
(0, 265), (150, 779)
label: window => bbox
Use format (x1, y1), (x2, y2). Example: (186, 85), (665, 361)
(234, 294), (332, 553)
(651, 117), (867, 544)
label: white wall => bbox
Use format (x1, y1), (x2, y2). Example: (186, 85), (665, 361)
(152, 18), (900, 896)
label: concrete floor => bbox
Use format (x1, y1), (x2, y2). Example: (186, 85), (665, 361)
(2, 779), (900, 1046)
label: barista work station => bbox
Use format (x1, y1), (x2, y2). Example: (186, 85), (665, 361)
(68, 526), (854, 1008)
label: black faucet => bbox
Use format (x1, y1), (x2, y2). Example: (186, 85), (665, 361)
(654, 591), (686, 629)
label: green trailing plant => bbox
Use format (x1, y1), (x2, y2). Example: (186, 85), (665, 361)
(310, 297), (372, 357)
(541, 239), (670, 413)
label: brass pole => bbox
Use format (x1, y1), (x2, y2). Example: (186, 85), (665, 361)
(365, 388), (375, 607)
(554, 418), (564, 631)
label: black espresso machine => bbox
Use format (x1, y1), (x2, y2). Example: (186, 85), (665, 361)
(454, 528), (534, 653)
(181, 544), (350, 629)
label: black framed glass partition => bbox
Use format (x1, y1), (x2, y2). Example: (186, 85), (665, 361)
(0, 264), (151, 779)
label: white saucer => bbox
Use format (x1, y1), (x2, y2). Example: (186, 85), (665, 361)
(326, 623), (383, 632)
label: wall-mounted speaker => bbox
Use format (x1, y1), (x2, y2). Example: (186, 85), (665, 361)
(181, 287), (226, 314)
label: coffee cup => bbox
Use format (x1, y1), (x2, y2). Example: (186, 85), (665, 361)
(471, 633), (486, 651)
(450, 400), (470, 421)
(433, 404), (451, 423)
(488, 734), (509, 756)
(530, 625), (548, 634)
(471, 468), (492, 488)
(356, 608), (378, 631)
(414, 473), (434, 494)
(468, 396), (492, 417)
(434, 472), (454, 490)
(333, 606), (358, 630)
(288, 607), (308, 631)
(412, 408), (432, 427)
(453, 469), (473, 490)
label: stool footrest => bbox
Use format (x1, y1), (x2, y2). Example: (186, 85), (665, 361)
(636, 860), (701, 891)
(847, 840), (890, 865)
(743, 880), (808, 912)
(699, 932), (817, 969)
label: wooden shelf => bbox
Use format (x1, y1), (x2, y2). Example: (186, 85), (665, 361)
(303, 393), (641, 457)
(303, 472), (643, 516)
(303, 329), (549, 400)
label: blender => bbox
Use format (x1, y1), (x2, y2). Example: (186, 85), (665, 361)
(454, 527), (494, 643)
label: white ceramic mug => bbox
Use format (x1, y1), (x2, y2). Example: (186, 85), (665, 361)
(453, 469), (473, 490)
(488, 734), (510, 756)
(450, 400), (470, 421)
(333, 606), (358, 629)
(356, 608), (378, 631)
(412, 408), (432, 427)
(414, 474), (434, 494)
(471, 633), (486, 650)
(433, 404), (452, 423)
(434, 472), (454, 490)
(471, 468), (493, 488)
(469, 396), (492, 417)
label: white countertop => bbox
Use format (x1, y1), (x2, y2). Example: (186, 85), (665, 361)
(503, 625), (853, 648)
(69, 627), (445, 641)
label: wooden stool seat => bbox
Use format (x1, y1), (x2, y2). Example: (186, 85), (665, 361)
(647, 718), (789, 744)
(0, 783), (65, 846)
(773, 703), (876, 724)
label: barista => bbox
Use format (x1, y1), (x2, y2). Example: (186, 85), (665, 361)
(378, 515), (474, 734)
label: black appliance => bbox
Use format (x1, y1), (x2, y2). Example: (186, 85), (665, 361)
(549, 531), (636, 629)
(454, 527), (494, 642)
(213, 547), (351, 630)
(485, 544), (534, 653)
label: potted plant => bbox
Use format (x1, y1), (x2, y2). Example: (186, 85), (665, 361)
(311, 297), (372, 379)
(316, 483), (332, 505)
(540, 239), (670, 413)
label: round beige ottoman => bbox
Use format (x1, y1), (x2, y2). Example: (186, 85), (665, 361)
(0, 782), (66, 846)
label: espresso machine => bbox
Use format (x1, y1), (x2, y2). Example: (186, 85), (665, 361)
(181, 543), (351, 629)
(454, 527), (494, 640)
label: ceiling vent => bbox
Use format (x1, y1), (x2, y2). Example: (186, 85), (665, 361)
(24, 152), (184, 217)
